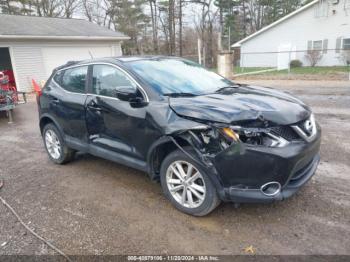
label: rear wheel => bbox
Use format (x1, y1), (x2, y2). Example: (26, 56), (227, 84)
(160, 149), (220, 216)
(43, 123), (75, 164)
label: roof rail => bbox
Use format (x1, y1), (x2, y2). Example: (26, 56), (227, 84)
(53, 60), (80, 71)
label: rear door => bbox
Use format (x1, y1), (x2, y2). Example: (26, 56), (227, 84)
(42, 65), (88, 141)
(85, 64), (150, 160)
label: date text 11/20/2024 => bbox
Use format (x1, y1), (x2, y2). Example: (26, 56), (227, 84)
(127, 255), (220, 261)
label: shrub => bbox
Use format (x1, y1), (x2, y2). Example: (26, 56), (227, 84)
(290, 59), (302, 68)
(340, 50), (350, 65)
(305, 50), (323, 67)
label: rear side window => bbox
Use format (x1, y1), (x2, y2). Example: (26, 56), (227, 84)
(60, 66), (88, 94)
(53, 70), (63, 84)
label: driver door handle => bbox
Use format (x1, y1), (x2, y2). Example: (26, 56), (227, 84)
(87, 102), (108, 113)
(87, 104), (103, 111)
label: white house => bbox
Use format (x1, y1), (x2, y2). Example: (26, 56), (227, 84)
(0, 14), (129, 92)
(232, 0), (350, 69)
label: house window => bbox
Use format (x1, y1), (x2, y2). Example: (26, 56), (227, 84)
(343, 38), (350, 50)
(307, 40), (324, 51)
(336, 37), (342, 53)
(313, 40), (323, 50)
(323, 39), (328, 54)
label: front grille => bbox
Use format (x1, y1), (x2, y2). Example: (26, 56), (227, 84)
(270, 126), (300, 141)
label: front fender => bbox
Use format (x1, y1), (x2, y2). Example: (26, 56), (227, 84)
(146, 133), (226, 199)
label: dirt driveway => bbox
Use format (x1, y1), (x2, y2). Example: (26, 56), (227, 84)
(0, 80), (349, 256)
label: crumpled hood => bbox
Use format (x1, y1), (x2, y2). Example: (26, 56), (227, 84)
(169, 85), (311, 126)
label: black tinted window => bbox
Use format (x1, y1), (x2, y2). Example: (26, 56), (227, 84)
(61, 66), (88, 93)
(92, 65), (137, 97)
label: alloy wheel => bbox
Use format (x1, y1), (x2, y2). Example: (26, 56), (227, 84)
(45, 129), (61, 159)
(166, 161), (206, 208)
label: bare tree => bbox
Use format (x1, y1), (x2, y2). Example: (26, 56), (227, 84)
(81, 0), (110, 26)
(168, 0), (176, 55)
(61, 0), (80, 18)
(149, 0), (159, 53)
(305, 50), (323, 67)
(178, 0), (183, 56)
(192, 0), (218, 67)
(33, 0), (62, 17)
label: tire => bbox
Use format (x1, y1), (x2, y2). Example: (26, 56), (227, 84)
(160, 148), (221, 216)
(42, 123), (75, 164)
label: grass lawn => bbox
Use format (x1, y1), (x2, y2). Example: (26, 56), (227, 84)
(234, 66), (350, 75)
(233, 67), (272, 74)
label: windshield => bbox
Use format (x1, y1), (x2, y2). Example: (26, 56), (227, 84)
(128, 58), (234, 95)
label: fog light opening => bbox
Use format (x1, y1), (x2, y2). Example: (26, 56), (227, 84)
(260, 182), (281, 196)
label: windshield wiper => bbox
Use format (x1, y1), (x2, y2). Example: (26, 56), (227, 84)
(215, 85), (240, 93)
(163, 92), (198, 97)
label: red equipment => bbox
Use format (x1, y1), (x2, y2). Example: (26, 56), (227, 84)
(3, 70), (15, 85)
(0, 70), (18, 104)
(0, 69), (26, 123)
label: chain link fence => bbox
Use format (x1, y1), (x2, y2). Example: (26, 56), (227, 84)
(234, 48), (350, 80)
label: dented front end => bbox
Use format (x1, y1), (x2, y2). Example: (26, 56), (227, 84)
(173, 116), (321, 203)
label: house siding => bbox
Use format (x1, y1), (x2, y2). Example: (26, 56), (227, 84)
(0, 40), (122, 92)
(10, 45), (47, 92)
(239, 0), (350, 67)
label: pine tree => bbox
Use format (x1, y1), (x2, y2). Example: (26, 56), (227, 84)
(0, 0), (33, 15)
(108, 0), (149, 55)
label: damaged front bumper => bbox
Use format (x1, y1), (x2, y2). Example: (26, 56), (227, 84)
(223, 154), (320, 203)
(204, 126), (321, 203)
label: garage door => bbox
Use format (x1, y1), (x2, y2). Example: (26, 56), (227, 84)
(42, 46), (114, 78)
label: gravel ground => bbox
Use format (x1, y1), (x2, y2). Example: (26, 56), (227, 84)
(0, 80), (349, 256)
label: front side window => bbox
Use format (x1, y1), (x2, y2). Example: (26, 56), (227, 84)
(61, 66), (88, 94)
(92, 65), (138, 98)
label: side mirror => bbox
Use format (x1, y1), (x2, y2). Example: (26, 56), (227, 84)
(115, 86), (138, 101)
(129, 96), (148, 108)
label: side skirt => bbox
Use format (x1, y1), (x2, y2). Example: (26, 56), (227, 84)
(65, 135), (148, 172)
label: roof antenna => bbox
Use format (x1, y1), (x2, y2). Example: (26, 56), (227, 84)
(88, 50), (94, 59)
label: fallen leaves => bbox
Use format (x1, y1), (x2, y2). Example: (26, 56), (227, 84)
(243, 245), (255, 254)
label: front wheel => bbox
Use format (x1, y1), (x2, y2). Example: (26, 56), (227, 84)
(160, 149), (220, 216)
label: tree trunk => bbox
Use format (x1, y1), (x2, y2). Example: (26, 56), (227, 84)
(168, 0), (175, 55)
(242, 0), (246, 37)
(208, 21), (213, 68)
(179, 0), (183, 56)
(149, 0), (158, 53)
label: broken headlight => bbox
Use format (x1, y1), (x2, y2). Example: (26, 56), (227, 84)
(224, 127), (289, 148)
(190, 125), (289, 155)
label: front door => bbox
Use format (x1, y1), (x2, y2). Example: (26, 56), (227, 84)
(85, 64), (149, 160)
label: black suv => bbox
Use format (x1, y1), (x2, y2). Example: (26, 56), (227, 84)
(38, 56), (321, 216)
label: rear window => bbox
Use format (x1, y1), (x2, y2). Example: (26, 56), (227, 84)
(59, 66), (88, 94)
